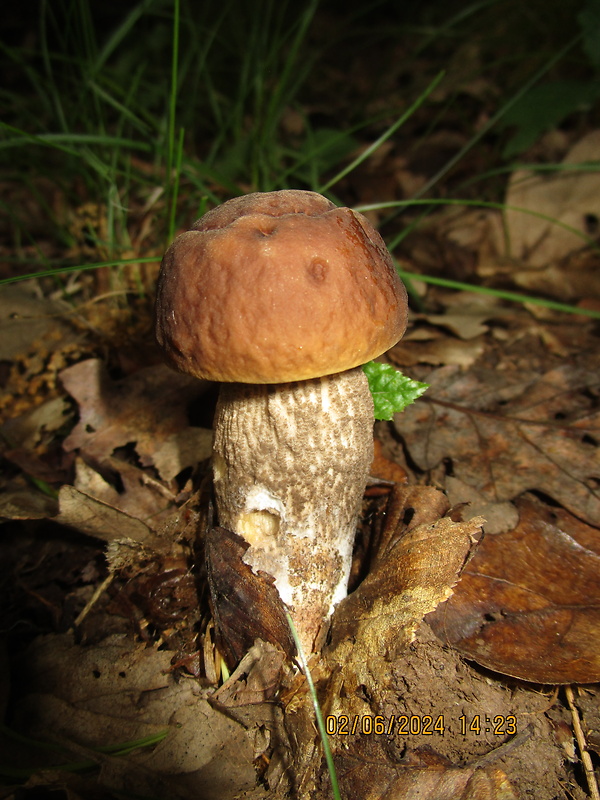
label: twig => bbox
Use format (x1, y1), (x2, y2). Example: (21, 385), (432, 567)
(69, 574), (114, 631)
(566, 685), (600, 800)
(467, 724), (534, 769)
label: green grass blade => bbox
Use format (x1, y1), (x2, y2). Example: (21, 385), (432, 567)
(0, 257), (161, 287)
(355, 197), (600, 254)
(92, 0), (156, 77)
(395, 269), (600, 319)
(285, 612), (341, 800)
(0, 125), (152, 154)
(318, 70), (445, 194)
(166, 0), (180, 182)
(168, 127), (185, 242)
(39, 0), (68, 132)
(400, 35), (582, 209)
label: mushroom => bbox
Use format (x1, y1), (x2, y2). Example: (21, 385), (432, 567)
(155, 190), (408, 653)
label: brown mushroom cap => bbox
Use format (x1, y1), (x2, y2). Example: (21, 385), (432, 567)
(155, 190), (408, 384)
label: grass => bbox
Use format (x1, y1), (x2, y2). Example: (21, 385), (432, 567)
(0, 723), (170, 781)
(1, 0), (598, 315)
(286, 612), (342, 800)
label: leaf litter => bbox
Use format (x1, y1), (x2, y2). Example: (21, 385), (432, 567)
(1, 133), (600, 800)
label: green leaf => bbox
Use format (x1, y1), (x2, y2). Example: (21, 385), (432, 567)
(363, 362), (429, 421)
(579, 0), (600, 69)
(498, 80), (600, 158)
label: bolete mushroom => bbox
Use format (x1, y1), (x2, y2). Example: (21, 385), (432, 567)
(155, 190), (408, 653)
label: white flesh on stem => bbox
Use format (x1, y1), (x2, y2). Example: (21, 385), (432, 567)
(212, 367), (374, 653)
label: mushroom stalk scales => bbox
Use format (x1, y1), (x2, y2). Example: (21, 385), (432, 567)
(213, 369), (373, 651)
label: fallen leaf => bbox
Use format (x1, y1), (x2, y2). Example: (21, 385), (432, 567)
(60, 359), (209, 474)
(131, 695), (256, 799)
(334, 738), (518, 800)
(428, 494), (600, 683)
(72, 456), (176, 529)
(1, 397), (70, 453)
(54, 484), (156, 544)
(391, 336), (485, 369)
(0, 286), (79, 361)
(14, 633), (174, 744)
(445, 476), (520, 535)
(415, 308), (491, 340)
(211, 640), (286, 708)
(12, 633), (260, 800)
(327, 486), (482, 691)
(206, 527), (295, 667)
(370, 438), (408, 485)
(0, 488), (58, 520)
(395, 358), (600, 527)
(504, 130), (600, 269)
(152, 428), (213, 481)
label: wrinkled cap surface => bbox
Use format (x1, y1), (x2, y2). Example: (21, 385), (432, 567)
(155, 190), (408, 383)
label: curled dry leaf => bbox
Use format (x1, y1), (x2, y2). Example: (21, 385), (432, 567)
(210, 640), (287, 709)
(206, 527), (295, 667)
(0, 488), (58, 521)
(326, 485), (483, 692)
(428, 493), (600, 683)
(415, 308), (491, 340)
(51, 359), (213, 546)
(54, 484), (156, 545)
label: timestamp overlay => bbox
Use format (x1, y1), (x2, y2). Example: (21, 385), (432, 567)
(325, 713), (518, 738)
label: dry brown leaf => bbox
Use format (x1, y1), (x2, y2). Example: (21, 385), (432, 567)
(14, 634), (175, 744)
(4, 454), (182, 547)
(445, 476), (519, 535)
(1, 397), (70, 454)
(0, 285), (79, 362)
(0, 487), (58, 520)
(421, 314), (489, 341)
(391, 336), (485, 368)
(73, 456), (177, 528)
(378, 768), (518, 800)
(211, 640), (286, 708)
(54, 484), (157, 544)
(504, 131), (600, 269)
(291, 621), (562, 800)
(60, 359), (209, 475)
(335, 738), (518, 800)
(428, 494), (600, 683)
(130, 698), (256, 799)
(326, 486), (482, 692)
(152, 428), (213, 481)
(395, 358), (600, 527)
(206, 527), (295, 667)
(12, 633), (260, 800)
(370, 438), (408, 484)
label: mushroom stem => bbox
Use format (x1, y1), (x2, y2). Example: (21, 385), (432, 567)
(212, 367), (374, 653)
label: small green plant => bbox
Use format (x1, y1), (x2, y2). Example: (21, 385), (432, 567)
(363, 362), (429, 421)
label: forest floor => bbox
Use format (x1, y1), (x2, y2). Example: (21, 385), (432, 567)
(1, 2), (600, 798)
